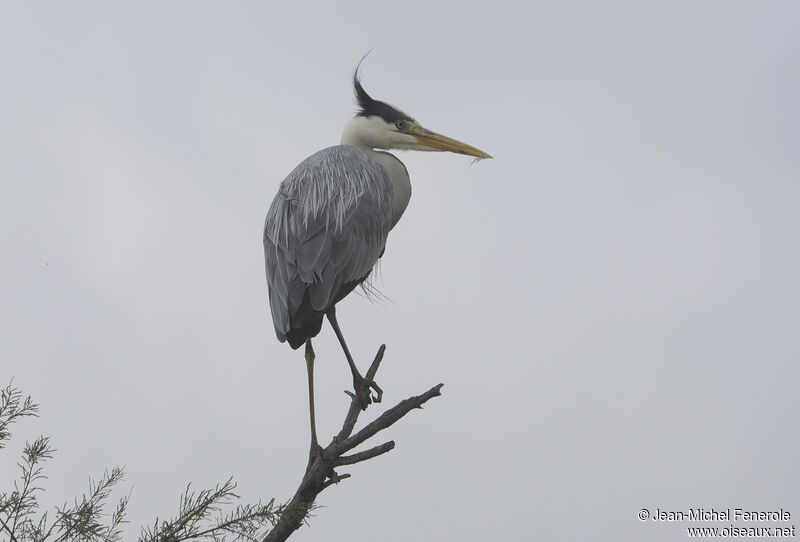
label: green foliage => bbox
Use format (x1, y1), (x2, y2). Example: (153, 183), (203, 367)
(0, 385), (39, 450)
(0, 383), (285, 542)
(139, 480), (283, 542)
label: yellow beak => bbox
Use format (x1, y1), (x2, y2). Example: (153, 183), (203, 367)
(413, 127), (492, 159)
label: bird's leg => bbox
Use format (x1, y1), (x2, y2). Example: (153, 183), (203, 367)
(326, 306), (383, 409)
(304, 340), (323, 470)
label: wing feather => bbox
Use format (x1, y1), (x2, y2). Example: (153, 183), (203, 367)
(263, 145), (392, 345)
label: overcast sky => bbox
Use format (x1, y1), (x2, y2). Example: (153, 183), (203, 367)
(1, 2), (798, 541)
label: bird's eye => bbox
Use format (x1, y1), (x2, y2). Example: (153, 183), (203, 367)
(395, 120), (408, 130)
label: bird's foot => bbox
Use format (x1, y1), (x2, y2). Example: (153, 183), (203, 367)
(346, 375), (383, 410)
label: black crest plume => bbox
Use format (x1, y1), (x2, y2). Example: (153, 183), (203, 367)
(353, 59), (414, 124)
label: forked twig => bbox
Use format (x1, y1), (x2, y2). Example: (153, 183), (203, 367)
(262, 345), (443, 542)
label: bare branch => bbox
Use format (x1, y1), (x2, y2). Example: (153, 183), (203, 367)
(334, 441), (394, 467)
(320, 473), (350, 491)
(338, 384), (443, 454)
(262, 345), (443, 542)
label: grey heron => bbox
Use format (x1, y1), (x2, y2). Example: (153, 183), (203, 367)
(263, 67), (490, 455)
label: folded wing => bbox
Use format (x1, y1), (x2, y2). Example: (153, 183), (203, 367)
(264, 145), (393, 349)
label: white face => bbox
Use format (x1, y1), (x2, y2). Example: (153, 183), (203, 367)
(340, 115), (419, 150)
(341, 113), (492, 158)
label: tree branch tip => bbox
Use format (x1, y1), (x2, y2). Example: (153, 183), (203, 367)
(366, 345), (386, 377)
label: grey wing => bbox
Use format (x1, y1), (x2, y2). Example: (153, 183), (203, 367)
(263, 145), (393, 346)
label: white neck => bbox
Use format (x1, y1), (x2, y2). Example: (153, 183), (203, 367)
(341, 116), (385, 148)
(340, 117), (413, 230)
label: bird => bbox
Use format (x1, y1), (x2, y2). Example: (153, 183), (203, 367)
(263, 64), (490, 457)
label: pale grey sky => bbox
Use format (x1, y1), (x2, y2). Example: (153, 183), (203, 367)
(1, 2), (798, 541)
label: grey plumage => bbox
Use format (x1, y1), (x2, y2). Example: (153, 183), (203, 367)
(264, 145), (393, 349)
(263, 67), (489, 453)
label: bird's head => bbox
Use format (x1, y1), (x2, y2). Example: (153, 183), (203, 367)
(341, 71), (492, 159)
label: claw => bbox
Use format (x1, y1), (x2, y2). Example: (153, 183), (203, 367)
(351, 375), (385, 410)
(368, 379), (383, 403)
(352, 377), (373, 410)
